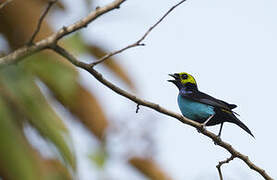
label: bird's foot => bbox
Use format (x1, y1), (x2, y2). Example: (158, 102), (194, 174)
(197, 123), (207, 133)
(214, 136), (221, 145)
(197, 128), (201, 133)
(198, 114), (214, 133)
(214, 135), (221, 145)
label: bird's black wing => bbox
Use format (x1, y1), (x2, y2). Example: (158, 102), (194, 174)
(180, 90), (236, 110)
(218, 100), (237, 109)
(180, 90), (253, 137)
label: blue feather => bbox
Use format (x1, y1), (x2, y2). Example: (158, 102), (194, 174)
(177, 94), (214, 121)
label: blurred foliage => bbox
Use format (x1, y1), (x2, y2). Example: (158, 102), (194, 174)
(88, 146), (107, 169)
(129, 157), (173, 180)
(0, 66), (75, 169)
(0, 0), (170, 179)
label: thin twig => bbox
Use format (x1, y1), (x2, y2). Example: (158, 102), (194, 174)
(90, 0), (187, 67)
(27, 0), (58, 45)
(216, 155), (235, 180)
(52, 45), (273, 180)
(0, 0), (274, 179)
(0, 0), (126, 66)
(0, 0), (12, 10)
(90, 43), (145, 67)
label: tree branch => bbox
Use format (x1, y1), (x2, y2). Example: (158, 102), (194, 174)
(0, 0), (13, 10)
(91, 0), (187, 67)
(216, 155), (235, 180)
(52, 45), (273, 180)
(27, 0), (58, 45)
(0, 0), (273, 179)
(0, 0), (126, 67)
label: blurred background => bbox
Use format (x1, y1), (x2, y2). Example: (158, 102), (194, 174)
(0, 0), (276, 179)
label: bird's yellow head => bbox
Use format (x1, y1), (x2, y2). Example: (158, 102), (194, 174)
(168, 72), (198, 90)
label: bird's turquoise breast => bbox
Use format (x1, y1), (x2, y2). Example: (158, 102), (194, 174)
(177, 94), (215, 120)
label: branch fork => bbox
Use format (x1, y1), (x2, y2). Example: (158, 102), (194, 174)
(216, 155), (236, 180)
(0, 0), (273, 180)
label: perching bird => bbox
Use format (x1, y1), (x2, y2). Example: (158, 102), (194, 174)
(168, 72), (254, 138)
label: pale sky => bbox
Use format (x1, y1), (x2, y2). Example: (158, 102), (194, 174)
(52, 0), (277, 179)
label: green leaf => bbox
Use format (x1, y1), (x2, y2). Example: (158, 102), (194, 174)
(0, 95), (44, 180)
(24, 52), (109, 140)
(0, 66), (76, 170)
(89, 147), (107, 169)
(63, 33), (88, 55)
(24, 52), (78, 106)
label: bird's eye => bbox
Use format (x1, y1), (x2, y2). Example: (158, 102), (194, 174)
(181, 74), (188, 79)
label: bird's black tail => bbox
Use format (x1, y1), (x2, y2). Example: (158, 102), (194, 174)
(231, 115), (254, 138)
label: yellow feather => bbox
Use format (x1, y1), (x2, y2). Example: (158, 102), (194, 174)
(179, 72), (197, 85)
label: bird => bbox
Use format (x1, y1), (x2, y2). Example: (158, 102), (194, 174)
(168, 72), (254, 138)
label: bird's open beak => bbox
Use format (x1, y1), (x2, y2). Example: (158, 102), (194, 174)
(167, 74), (178, 83)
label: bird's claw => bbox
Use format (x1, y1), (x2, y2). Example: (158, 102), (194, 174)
(214, 135), (222, 145)
(198, 115), (213, 133)
(197, 123), (207, 133)
(214, 134), (221, 145)
(214, 141), (218, 145)
(201, 123), (207, 129)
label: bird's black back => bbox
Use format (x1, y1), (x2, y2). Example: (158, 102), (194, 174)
(180, 88), (254, 137)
